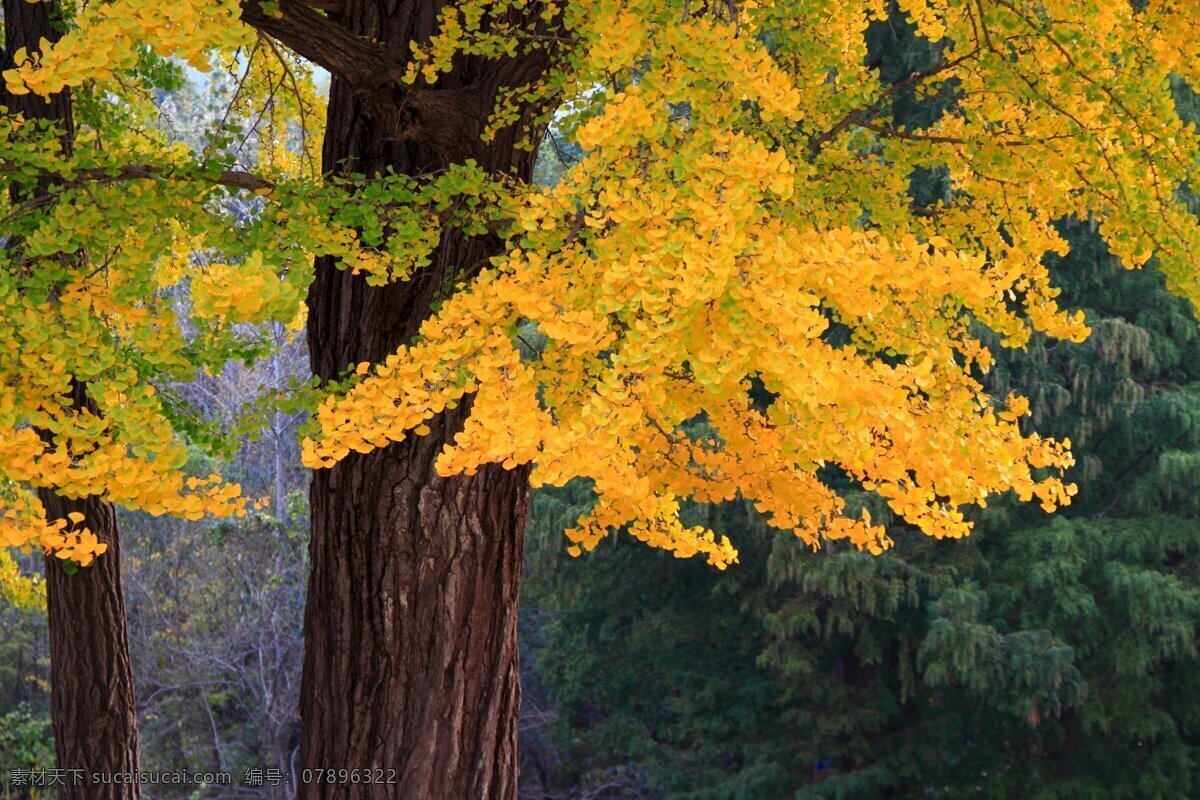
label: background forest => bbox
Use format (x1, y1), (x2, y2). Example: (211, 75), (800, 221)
(4, 8), (1200, 800)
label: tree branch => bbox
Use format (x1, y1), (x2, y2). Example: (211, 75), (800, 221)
(808, 49), (979, 156)
(237, 0), (399, 87)
(235, 0), (499, 157)
(0, 163), (275, 192)
(0, 162), (520, 235)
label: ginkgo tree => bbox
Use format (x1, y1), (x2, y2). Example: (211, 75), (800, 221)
(4, 0), (1200, 797)
(1, 0), (314, 791)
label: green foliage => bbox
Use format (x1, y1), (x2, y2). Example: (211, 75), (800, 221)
(0, 705), (55, 799)
(523, 496), (790, 799)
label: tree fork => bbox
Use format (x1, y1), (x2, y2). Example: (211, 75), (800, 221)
(294, 2), (548, 798)
(3, 2), (141, 797)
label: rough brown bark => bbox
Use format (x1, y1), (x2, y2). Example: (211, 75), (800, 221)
(296, 3), (546, 799)
(38, 488), (141, 800)
(1, 0), (72, 135)
(3, 3), (141, 797)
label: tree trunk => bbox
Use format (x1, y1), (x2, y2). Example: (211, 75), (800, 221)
(298, 3), (542, 798)
(4, 3), (142, 796)
(39, 490), (141, 800)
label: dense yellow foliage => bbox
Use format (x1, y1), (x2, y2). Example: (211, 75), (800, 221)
(304, 0), (1198, 565)
(4, 0), (1200, 592)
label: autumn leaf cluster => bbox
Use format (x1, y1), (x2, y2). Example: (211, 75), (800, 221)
(4, 0), (1200, 589)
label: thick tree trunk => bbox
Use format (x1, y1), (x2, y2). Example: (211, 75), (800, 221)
(298, 3), (542, 798)
(39, 490), (141, 800)
(4, 3), (141, 797)
(300, 426), (530, 800)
